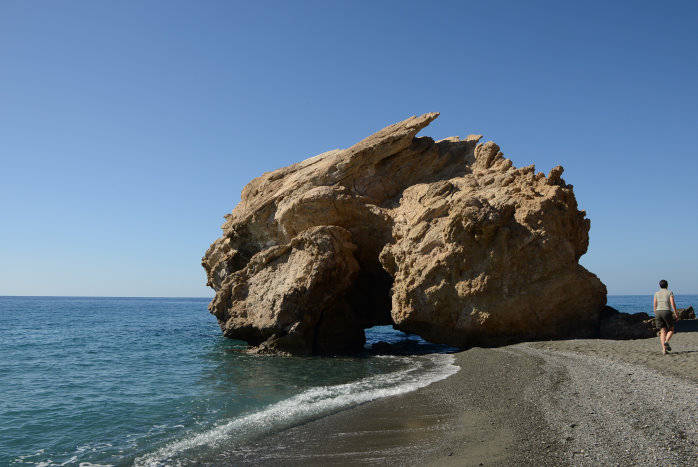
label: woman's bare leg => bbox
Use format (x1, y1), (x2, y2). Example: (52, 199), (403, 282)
(665, 327), (674, 343)
(660, 328), (667, 354)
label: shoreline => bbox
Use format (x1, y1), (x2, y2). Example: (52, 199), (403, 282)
(215, 322), (698, 466)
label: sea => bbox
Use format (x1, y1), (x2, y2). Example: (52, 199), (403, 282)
(1, 294), (695, 466)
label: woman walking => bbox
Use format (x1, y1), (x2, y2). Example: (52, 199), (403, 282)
(653, 279), (679, 354)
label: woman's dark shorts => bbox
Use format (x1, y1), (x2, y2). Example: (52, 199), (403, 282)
(655, 309), (674, 329)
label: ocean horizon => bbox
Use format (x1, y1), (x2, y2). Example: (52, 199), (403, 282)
(1, 294), (695, 465)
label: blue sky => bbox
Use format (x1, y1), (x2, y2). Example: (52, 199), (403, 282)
(1, 0), (696, 297)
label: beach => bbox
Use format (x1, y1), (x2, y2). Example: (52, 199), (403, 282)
(221, 320), (698, 466)
(3, 297), (695, 465)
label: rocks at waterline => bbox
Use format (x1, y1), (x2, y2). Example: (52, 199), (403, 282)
(677, 306), (695, 320)
(202, 113), (609, 355)
(597, 307), (655, 340)
(597, 305), (697, 340)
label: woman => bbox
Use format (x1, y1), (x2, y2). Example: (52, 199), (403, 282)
(653, 279), (679, 354)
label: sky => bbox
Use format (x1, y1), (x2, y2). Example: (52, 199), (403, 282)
(1, 0), (696, 297)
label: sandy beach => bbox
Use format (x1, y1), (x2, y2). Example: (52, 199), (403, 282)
(220, 320), (698, 466)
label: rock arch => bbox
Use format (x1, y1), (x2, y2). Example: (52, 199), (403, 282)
(202, 113), (607, 355)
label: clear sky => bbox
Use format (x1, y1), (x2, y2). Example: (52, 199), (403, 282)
(1, 0), (696, 297)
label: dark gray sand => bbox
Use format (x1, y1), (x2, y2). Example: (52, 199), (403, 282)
(220, 324), (698, 466)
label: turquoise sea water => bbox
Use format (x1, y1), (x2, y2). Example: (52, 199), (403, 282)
(1, 295), (695, 466)
(0, 297), (458, 466)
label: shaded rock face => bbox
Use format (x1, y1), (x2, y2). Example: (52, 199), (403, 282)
(202, 113), (608, 354)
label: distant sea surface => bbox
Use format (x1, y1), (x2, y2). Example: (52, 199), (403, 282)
(1, 295), (695, 465)
(606, 294), (697, 315)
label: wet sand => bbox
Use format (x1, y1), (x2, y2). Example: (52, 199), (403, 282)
(221, 321), (698, 466)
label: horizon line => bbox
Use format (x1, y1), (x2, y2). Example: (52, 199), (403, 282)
(2, 294), (697, 299)
(0, 295), (214, 299)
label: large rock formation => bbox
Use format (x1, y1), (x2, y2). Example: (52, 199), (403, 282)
(202, 113), (608, 355)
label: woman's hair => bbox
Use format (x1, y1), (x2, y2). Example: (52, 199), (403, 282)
(659, 279), (668, 289)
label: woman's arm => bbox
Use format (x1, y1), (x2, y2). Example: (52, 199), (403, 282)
(670, 295), (678, 319)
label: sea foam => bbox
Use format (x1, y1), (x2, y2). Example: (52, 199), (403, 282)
(135, 353), (459, 466)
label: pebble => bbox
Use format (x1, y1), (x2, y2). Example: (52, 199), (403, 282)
(516, 343), (698, 466)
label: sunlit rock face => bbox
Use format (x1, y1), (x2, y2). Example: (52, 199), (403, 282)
(202, 113), (607, 355)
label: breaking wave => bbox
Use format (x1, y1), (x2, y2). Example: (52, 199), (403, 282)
(135, 353), (458, 466)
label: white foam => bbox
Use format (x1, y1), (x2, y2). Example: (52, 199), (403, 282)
(135, 354), (459, 466)
(24, 455), (114, 467)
